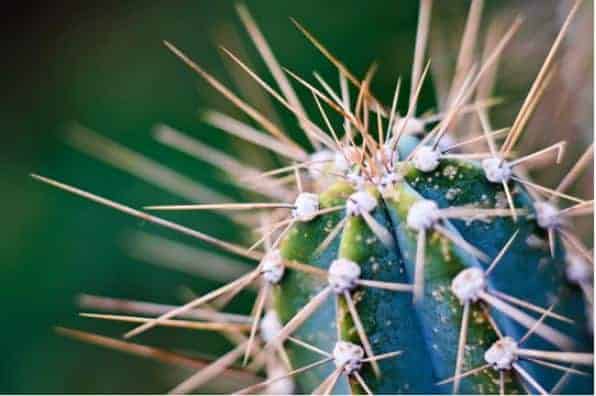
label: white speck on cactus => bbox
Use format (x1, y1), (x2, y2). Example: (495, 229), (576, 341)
(451, 267), (486, 303)
(328, 258), (361, 293)
(413, 146), (441, 172)
(260, 310), (283, 343)
(482, 157), (512, 183)
(534, 201), (561, 229)
(565, 253), (592, 284)
(292, 192), (320, 222)
(333, 341), (364, 374)
(308, 150), (335, 177)
(407, 200), (440, 231)
(261, 250), (285, 284)
(393, 116), (425, 135)
(346, 191), (377, 217)
(484, 337), (518, 370)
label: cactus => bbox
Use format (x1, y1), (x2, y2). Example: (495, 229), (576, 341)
(33, 1), (593, 394)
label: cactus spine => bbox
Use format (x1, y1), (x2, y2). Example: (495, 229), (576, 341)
(33, 1), (593, 394)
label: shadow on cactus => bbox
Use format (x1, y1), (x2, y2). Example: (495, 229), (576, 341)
(33, 0), (593, 394)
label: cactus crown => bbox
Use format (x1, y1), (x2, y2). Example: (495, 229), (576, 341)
(34, 1), (593, 394)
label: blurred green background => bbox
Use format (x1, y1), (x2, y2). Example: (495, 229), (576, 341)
(2, 0), (592, 393)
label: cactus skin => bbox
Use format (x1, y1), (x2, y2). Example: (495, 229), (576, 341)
(276, 155), (592, 394)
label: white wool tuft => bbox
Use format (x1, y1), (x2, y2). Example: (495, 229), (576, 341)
(534, 201), (561, 229)
(262, 250), (285, 284)
(482, 157), (512, 183)
(436, 133), (457, 152)
(292, 192), (320, 222)
(328, 258), (361, 293)
(407, 200), (440, 231)
(346, 191), (378, 216)
(260, 310), (283, 344)
(333, 341), (364, 374)
(451, 267), (486, 303)
(334, 151), (351, 173)
(346, 172), (366, 190)
(484, 337), (518, 370)
(565, 253), (592, 284)
(378, 171), (403, 193)
(413, 146), (441, 172)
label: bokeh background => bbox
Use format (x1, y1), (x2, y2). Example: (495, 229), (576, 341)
(2, 0), (593, 393)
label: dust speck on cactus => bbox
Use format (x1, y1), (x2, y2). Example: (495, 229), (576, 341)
(33, 0), (593, 394)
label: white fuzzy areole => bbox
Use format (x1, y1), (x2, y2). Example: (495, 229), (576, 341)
(413, 146), (441, 172)
(292, 192), (320, 222)
(436, 133), (457, 152)
(333, 341), (364, 374)
(346, 172), (366, 190)
(565, 253), (592, 284)
(484, 337), (518, 370)
(393, 116), (425, 135)
(374, 144), (396, 166)
(378, 171), (403, 193)
(260, 310), (283, 344)
(451, 267), (486, 303)
(534, 201), (561, 229)
(346, 191), (378, 216)
(308, 150), (335, 177)
(261, 250), (285, 284)
(334, 151), (351, 173)
(482, 157), (512, 183)
(328, 258), (361, 293)
(406, 200), (440, 231)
